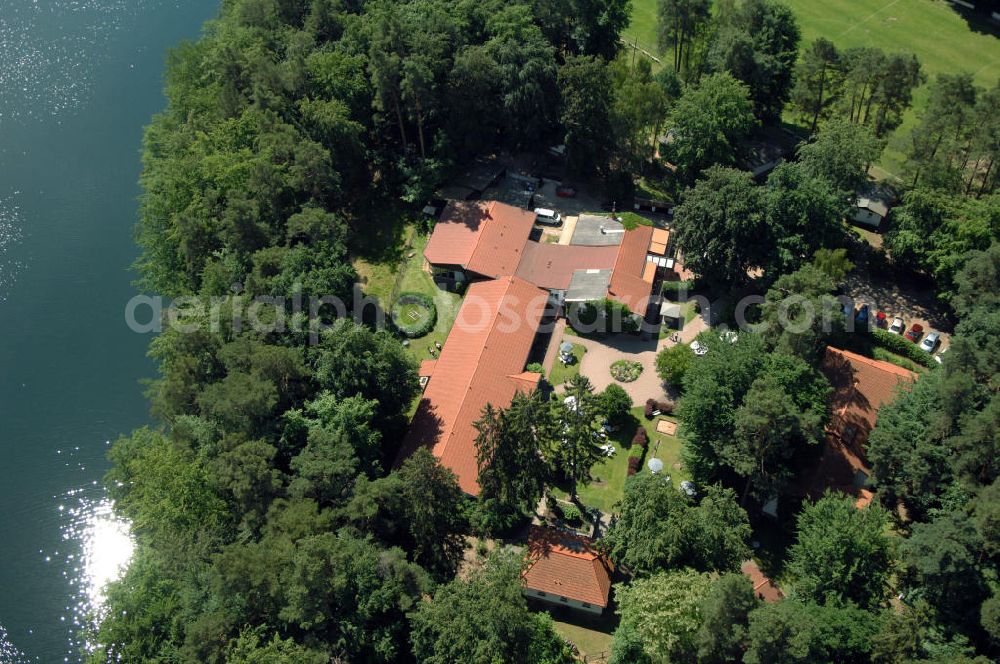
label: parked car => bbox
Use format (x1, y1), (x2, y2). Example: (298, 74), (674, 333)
(888, 317), (905, 334)
(534, 208), (562, 226)
(875, 311), (887, 328)
(905, 323), (924, 343)
(555, 184), (577, 198)
(690, 340), (708, 356)
(919, 331), (941, 353)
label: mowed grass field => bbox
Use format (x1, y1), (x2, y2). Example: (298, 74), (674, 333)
(623, 0), (1000, 176)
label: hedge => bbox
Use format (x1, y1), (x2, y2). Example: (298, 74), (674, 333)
(870, 328), (934, 367)
(632, 426), (648, 449)
(644, 398), (675, 419)
(391, 292), (437, 338)
(661, 279), (694, 300)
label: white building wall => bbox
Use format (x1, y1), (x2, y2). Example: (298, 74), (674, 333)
(522, 588), (604, 616)
(851, 208), (884, 229)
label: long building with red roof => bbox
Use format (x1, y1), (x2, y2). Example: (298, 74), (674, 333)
(399, 276), (549, 495)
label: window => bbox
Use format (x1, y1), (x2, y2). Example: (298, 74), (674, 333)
(582, 602), (591, 608)
(537, 591), (547, 597)
(559, 597), (568, 603)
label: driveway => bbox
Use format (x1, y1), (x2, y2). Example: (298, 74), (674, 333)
(568, 313), (710, 403)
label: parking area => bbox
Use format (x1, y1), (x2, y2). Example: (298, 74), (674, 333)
(481, 171), (604, 220)
(844, 247), (953, 354)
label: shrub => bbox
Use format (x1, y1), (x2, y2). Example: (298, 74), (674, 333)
(391, 292), (437, 338)
(644, 398), (674, 418)
(627, 456), (641, 476)
(526, 362), (546, 377)
(561, 504), (583, 525)
(871, 328), (933, 367)
(661, 279), (694, 300)
(611, 360), (643, 382)
(632, 426), (648, 449)
(656, 344), (694, 386)
(568, 298), (634, 334)
(600, 384), (633, 427)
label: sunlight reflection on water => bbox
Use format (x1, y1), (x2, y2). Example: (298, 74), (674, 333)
(61, 489), (134, 655)
(0, 448), (135, 664)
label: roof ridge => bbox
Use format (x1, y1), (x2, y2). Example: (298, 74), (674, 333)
(441, 276), (513, 453)
(826, 346), (918, 380)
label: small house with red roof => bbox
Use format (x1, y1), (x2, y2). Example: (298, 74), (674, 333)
(522, 526), (614, 616)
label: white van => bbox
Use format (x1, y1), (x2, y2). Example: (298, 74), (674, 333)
(534, 208), (562, 226)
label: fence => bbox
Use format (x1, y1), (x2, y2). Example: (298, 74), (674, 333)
(619, 36), (661, 65)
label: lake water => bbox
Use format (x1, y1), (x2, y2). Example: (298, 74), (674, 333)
(0, 1), (217, 660)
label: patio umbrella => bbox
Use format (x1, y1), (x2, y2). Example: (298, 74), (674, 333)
(559, 342), (574, 354)
(647, 458), (664, 474)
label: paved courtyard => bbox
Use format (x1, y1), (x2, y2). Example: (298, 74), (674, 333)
(543, 311), (709, 403)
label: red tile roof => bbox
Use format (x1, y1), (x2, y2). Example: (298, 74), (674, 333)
(523, 527), (613, 607)
(795, 348), (917, 504)
(823, 347), (917, 438)
(423, 201), (535, 278)
(741, 560), (783, 602)
(608, 224), (654, 311)
(515, 242), (619, 290)
(399, 276), (547, 494)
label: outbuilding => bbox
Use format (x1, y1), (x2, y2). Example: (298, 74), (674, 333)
(522, 526), (614, 616)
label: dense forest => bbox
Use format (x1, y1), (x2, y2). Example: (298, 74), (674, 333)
(89, 0), (1000, 662)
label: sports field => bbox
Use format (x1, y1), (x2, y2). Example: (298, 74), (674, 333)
(623, 0), (1000, 176)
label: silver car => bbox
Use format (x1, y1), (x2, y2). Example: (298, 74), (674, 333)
(920, 332), (940, 353)
(888, 317), (905, 334)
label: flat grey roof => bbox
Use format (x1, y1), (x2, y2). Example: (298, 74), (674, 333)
(565, 269), (612, 302)
(571, 215), (625, 246)
(660, 302), (684, 318)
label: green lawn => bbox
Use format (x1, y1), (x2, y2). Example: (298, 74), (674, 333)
(552, 620), (613, 660)
(625, 0), (1000, 177)
(355, 227), (463, 366)
(622, 0), (659, 55)
(551, 406), (689, 514)
(549, 342), (587, 388)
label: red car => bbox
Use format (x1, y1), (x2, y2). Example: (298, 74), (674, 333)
(556, 184), (577, 198)
(905, 323), (924, 343)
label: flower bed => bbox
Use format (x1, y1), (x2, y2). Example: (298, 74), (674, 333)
(610, 360), (643, 382)
(391, 292), (437, 338)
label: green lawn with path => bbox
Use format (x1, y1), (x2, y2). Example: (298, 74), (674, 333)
(624, 0), (1000, 176)
(551, 406), (689, 514)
